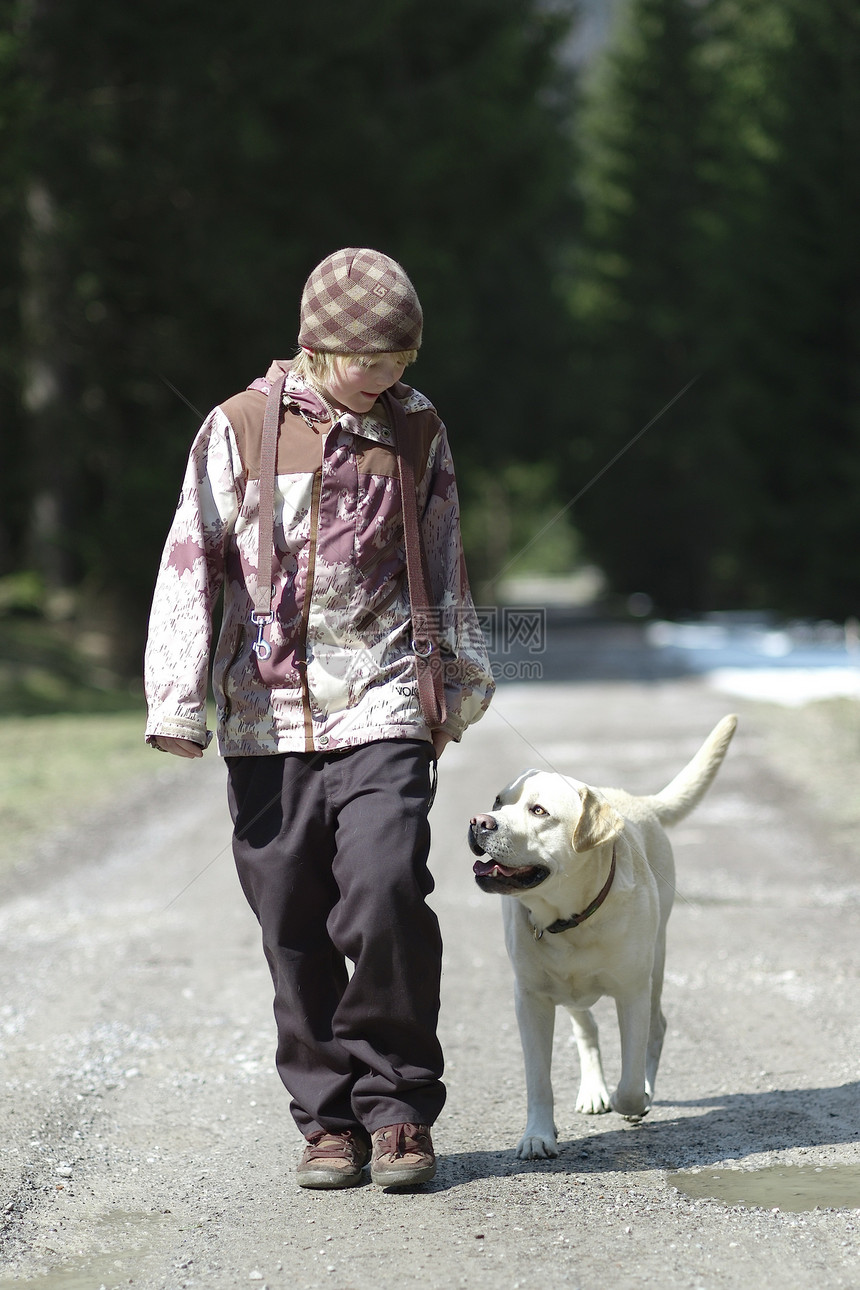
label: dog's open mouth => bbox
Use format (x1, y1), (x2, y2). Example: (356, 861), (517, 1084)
(472, 858), (550, 893)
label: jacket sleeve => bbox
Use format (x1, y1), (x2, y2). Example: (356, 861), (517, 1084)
(420, 425), (495, 740)
(144, 408), (242, 748)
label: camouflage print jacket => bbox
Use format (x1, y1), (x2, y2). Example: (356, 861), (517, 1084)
(144, 361), (494, 756)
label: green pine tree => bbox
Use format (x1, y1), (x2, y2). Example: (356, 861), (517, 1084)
(711, 0), (860, 617)
(569, 0), (860, 620)
(567, 0), (722, 614)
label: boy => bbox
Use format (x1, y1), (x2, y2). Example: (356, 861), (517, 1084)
(144, 248), (494, 1188)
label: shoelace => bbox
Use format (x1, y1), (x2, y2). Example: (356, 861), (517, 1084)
(305, 1130), (366, 1162)
(376, 1124), (430, 1159)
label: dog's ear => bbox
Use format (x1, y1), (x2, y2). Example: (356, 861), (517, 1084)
(572, 787), (623, 853)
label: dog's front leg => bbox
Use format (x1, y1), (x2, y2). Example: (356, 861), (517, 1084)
(513, 984), (558, 1158)
(566, 1007), (611, 1113)
(612, 987), (652, 1120)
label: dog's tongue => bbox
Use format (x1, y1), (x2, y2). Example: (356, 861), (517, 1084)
(473, 859), (520, 879)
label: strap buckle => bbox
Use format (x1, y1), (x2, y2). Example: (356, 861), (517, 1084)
(251, 611), (274, 661)
(412, 637), (435, 658)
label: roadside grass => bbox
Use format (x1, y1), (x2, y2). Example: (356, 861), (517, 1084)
(0, 613), (182, 876)
(745, 694), (860, 847)
(0, 709), (167, 874)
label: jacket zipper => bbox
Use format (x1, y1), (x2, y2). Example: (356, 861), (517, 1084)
(220, 627), (245, 723)
(297, 466), (323, 751)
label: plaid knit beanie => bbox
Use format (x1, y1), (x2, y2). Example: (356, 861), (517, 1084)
(298, 248), (423, 354)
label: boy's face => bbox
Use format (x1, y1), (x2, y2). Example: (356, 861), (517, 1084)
(325, 355), (407, 414)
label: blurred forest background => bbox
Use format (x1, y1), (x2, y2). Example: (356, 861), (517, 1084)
(1, 0), (858, 710)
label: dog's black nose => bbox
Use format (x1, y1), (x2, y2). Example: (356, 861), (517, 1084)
(470, 813), (497, 832)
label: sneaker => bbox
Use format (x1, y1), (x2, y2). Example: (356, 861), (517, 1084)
(370, 1123), (436, 1188)
(296, 1129), (370, 1189)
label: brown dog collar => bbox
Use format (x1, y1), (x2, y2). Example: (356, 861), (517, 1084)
(533, 843), (617, 940)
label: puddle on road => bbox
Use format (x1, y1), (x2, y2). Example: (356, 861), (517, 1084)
(0, 1209), (172, 1290)
(0, 1268), (123, 1290)
(668, 1164), (860, 1212)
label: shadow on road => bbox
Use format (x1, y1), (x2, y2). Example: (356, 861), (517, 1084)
(430, 1082), (860, 1189)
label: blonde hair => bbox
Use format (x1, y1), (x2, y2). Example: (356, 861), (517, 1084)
(292, 348), (418, 387)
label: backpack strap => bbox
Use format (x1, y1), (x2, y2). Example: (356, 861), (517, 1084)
(251, 372), (287, 659)
(383, 389), (448, 732)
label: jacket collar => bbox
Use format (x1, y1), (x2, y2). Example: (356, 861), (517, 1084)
(253, 359), (434, 446)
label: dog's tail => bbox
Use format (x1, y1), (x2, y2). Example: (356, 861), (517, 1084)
(650, 715), (738, 826)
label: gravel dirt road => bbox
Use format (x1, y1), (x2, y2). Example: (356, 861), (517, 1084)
(1, 671), (859, 1289)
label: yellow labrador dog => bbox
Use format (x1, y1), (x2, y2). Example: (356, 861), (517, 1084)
(468, 715), (737, 1159)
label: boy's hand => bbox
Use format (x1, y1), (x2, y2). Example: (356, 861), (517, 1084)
(152, 736), (205, 758)
(431, 730), (454, 758)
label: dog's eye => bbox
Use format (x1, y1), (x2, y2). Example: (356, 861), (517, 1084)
(492, 796), (502, 809)
(529, 803), (549, 817)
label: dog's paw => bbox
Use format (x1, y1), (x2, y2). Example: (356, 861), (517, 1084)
(610, 1090), (650, 1121)
(515, 1132), (559, 1160)
(576, 1083), (612, 1115)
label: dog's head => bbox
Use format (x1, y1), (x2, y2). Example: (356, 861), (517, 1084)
(468, 770), (623, 896)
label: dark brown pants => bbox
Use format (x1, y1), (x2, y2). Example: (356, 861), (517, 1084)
(226, 739), (444, 1138)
